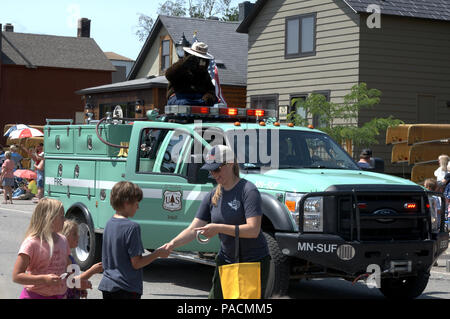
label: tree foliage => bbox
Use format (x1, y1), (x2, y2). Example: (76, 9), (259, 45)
(287, 83), (404, 147)
(136, 0), (240, 42)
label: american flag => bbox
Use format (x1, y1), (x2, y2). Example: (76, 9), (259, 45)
(208, 59), (227, 106)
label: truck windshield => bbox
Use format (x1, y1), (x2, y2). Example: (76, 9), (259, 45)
(226, 129), (359, 170)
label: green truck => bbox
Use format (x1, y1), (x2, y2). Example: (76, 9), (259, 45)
(44, 105), (448, 298)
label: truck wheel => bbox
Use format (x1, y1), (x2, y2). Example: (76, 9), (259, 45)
(379, 272), (430, 299)
(263, 232), (290, 298)
(70, 214), (102, 271)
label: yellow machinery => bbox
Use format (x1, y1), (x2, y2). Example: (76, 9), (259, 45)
(386, 124), (450, 184)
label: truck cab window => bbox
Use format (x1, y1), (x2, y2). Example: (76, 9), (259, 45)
(160, 131), (191, 174)
(137, 128), (168, 173)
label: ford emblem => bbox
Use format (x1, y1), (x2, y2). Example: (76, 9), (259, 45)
(372, 208), (397, 216)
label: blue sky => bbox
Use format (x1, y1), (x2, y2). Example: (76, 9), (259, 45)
(0, 0), (242, 61)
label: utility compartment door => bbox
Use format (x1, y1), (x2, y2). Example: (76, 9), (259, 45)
(45, 159), (96, 196)
(44, 126), (74, 154)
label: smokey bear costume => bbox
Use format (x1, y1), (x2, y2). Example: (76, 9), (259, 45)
(165, 42), (218, 106)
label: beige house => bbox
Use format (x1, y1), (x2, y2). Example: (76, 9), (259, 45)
(237, 0), (450, 174)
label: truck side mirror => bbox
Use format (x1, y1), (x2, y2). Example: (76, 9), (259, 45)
(187, 155), (212, 184)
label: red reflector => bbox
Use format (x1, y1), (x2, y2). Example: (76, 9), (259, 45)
(357, 203), (367, 209)
(404, 203), (417, 210)
(191, 107), (210, 114)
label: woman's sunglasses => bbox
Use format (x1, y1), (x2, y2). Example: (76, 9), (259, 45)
(210, 164), (226, 174)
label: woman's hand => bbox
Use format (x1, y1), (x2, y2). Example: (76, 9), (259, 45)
(194, 223), (221, 239)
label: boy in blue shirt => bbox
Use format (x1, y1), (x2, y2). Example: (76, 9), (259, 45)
(99, 181), (169, 299)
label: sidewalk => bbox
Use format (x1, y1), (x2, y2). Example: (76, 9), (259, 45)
(432, 245), (450, 276)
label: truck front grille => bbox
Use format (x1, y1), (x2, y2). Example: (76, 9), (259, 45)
(336, 193), (429, 242)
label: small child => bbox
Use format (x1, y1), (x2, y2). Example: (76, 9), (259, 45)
(12, 198), (69, 299)
(424, 178), (438, 192)
(61, 219), (103, 299)
(98, 181), (170, 299)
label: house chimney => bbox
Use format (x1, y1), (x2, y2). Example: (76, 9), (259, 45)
(77, 18), (91, 38)
(3, 23), (14, 32)
(239, 1), (255, 21)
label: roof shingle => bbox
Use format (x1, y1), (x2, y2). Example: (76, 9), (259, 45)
(343, 0), (450, 22)
(1, 31), (115, 71)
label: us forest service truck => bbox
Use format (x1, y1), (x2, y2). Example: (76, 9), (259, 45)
(43, 106), (449, 298)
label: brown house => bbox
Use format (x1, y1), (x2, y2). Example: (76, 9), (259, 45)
(0, 20), (115, 144)
(77, 13), (250, 119)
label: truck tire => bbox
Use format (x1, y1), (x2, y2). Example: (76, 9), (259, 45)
(263, 232), (290, 298)
(70, 213), (102, 271)
(379, 272), (430, 299)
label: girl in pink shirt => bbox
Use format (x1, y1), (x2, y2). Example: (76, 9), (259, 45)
(12, 198), (70, 299)
(1, 151), (15, 204)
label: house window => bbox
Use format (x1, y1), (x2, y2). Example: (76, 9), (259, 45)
(289, 92), (329, 128)
(285, 13), (316, 58)
(290, 94), (307, 119)
(250, 94), (279, 110)
(312, 91), (330, 128)
(160, 35), (172, 73)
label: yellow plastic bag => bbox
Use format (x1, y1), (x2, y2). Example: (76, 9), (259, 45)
(218, 225), (261, 299)
(219, 261), (261, 299)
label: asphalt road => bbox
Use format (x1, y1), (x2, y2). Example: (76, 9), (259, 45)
(2, 200), (450, 300)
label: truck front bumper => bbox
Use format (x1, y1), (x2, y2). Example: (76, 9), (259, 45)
(275, 232), (449, 275)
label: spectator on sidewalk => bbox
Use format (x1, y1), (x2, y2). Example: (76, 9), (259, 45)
(33, 150), (44, 203)
(9, 145), (23, 170)
(13, 178), (37, 200)
(435, 154), (449, 183)
(1, 151), (15, 204)
(357, 149), (373, 169)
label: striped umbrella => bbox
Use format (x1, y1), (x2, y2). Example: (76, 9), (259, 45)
(3, 124), (32, 137)
(8, 127), (44, 139)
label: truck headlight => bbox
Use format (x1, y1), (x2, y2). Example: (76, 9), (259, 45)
(428, 195), (440, 233)
(303, 197), (324, 232)
(285, 192), (304, 225)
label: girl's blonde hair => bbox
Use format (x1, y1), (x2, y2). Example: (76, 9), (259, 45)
(439, 154), (449, 169)
(211, 161), (240, 206)
(61, 219), (78, 238)
(25, 198), (64, 258)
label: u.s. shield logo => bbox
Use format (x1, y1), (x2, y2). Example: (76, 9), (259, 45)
(163, 190), (182, 211)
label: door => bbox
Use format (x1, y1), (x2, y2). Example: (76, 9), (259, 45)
(132, 126), (219, 252)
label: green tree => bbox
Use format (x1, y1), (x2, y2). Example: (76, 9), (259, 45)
(287, 83), (403, 150)
(136, 0), (240, 42)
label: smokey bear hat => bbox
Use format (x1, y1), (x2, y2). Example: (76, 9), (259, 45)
(184, 42), (214, 60)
